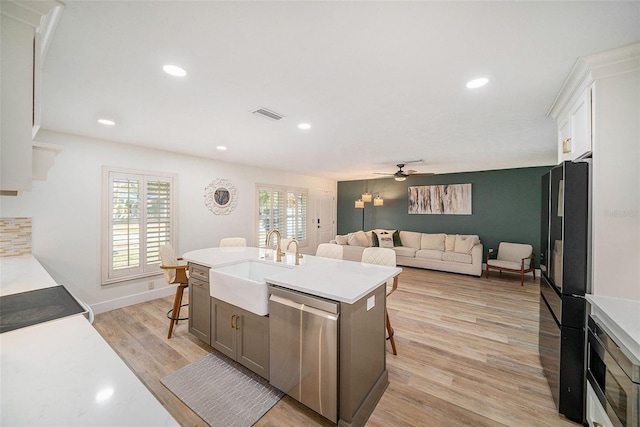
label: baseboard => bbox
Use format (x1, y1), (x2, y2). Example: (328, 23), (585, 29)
(90, 286), (176, 315)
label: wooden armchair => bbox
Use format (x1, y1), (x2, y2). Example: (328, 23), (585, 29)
(485, 242), (535, 286)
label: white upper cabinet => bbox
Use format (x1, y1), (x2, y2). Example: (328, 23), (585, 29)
(567, 88), (592, 162)
(550, 67), (593, 163)
(0, 1), (62, 196)
(550, 43), (640, 300)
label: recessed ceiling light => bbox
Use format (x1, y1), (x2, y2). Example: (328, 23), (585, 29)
(163, 64), (187, 77)
(216, 146), (227, 151)
(298, 123), (311, 130)
(466, 77), (489, 89)
(97, 119), (115, 126)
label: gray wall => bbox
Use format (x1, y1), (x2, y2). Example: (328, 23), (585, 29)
(337, 166), (553, 266)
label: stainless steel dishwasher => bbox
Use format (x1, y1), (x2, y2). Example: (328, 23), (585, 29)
(268, 285), (339, 423)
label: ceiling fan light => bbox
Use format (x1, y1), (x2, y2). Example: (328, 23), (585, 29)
(395, 176), (406, 182)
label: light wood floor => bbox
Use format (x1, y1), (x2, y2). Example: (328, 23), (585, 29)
(93, 267), (579, 427)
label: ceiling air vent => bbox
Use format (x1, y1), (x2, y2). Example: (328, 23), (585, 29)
(251, 107), (285, 121)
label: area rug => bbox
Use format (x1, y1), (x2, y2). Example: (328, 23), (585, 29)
(161, 352), (284, 427)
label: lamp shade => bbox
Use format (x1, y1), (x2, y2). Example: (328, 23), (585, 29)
(355, 199), (365, 209)
(374, 195), (384, 206)
(361, 192), (372, 203)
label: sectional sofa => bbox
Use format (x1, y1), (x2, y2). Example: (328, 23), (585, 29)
(330, 229), (483, 277)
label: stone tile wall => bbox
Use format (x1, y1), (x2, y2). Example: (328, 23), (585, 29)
(0, 217), (32, 257)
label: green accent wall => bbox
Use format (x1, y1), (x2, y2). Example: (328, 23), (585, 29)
(337, 166), (553, 266)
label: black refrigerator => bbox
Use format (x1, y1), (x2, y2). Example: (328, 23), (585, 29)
(538, 159), (590, 424)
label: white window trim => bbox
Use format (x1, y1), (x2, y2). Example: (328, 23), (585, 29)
(101, 166), (177, 285)
(256, 183), (308, 248)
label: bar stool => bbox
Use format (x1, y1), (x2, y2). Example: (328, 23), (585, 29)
(159, 245), (189, 339)
(361, 247), (399, 355)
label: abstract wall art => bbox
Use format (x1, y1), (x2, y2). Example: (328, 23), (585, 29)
(408, 184), (472, 215)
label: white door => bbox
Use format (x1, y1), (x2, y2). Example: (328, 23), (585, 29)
(314, 190), (335, 246)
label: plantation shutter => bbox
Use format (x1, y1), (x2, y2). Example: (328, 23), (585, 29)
(104, 169), (175, 284)
(258, 185), (307, 248)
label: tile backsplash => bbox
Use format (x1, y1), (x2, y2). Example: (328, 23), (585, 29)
(0, 217), (32, 257)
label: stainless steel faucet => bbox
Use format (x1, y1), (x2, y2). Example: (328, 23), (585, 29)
(265, 229), (284, 262)
(286, 240), (303, 265)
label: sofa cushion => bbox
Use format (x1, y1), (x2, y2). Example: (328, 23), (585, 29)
(487, 259), (522, 270)
(445, 234), (456, 251)
(399, 231), (422, 249)
(442, 251), (472, 264)
(347, 231), (368, 247)
(421, 233), (445, 251)
(415, 249), (443, 260)
(335, 234), (348, 245)
(454, 234), (476, 254)
(393, 246), (418, 258)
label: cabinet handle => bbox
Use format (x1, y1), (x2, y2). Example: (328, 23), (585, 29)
(234, 316), (240, 330)
(231, 314), (236, 330)
(562, 137), (572, 154)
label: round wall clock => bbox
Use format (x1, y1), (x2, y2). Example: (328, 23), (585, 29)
(204, 178), (238, 215)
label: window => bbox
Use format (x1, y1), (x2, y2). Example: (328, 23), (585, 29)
(257, 185), (308, 247)
(102, 167), (176, 284)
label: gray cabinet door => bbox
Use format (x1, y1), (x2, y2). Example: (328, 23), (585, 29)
(211, 298), (236, 360)
(211, 298), (270, 380)
(188, 277), (210, 344)
(236, 306), (270, 380)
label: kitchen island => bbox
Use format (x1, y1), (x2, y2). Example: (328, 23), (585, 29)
(183, 246), (401, 427)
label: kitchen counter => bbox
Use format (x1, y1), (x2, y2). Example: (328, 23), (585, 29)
(0, 255), (178, 426)
(586, 294), (640, 358)
(0, 254), (58, 296)
(182, 246), (401, 304)
(0, 315), (177, 426)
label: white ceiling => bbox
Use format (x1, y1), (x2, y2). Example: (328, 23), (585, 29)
(40, 1), (640, 181)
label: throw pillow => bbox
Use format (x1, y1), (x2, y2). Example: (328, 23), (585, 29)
(454, 234), (475, 254)
(378, 234), (394, 248)
(373, 231), (388, 247)
(335, 234), (348, 245)
(347, 230), (368, 247)
(445, 234), (456, 251)
(392, 230), (402, 247)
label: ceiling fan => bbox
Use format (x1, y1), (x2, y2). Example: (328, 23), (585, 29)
(374, 160), (433, 181)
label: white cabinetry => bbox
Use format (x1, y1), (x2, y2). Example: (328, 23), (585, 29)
(0, 1), (62, 195)
(550, 72), (593, 163)
(550, 43), (640, 300)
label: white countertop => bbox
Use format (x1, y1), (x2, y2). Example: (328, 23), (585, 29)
(0, 315), (178, 426)
(183, 247), (401, 304)
(0, 254), (58, 296)
(0, 255), (178, 426)
(586, 294), (640, 359)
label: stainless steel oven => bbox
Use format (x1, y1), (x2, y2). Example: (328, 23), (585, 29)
(587, 315), (640, 427)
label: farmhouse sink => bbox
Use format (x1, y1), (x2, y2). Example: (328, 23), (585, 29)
(210, 260), (292, 316)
